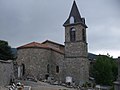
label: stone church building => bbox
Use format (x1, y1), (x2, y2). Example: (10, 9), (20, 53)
(16, 1), (89, 85)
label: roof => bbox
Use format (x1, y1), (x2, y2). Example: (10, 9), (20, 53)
(17, 41), (64, 54)
(63, 0), (87, 28)
(42, 40), (64, 47)
(17, 42), (46, 49)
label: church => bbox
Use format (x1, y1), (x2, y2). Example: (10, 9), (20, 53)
(16, 1), (89, 85)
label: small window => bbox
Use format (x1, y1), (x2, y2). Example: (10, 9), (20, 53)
(22, 63), (25, 75)
(82, 29), (86, 41)
(70, 28), (76, 42)
(70, 16), (74, 24)
(47, 64), (49, 73)
(56, 66), (59, 73)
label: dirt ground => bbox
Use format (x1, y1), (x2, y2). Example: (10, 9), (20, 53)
(15, 80), (77, 90)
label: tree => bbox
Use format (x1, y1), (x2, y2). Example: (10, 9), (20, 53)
(91, 55), (118, 85)
(0, 40), (15, 60)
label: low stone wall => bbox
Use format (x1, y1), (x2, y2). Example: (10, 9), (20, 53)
(0, 60), (14, 86)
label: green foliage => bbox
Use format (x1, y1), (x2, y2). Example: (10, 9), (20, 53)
(91, 55), (118, 85)
(110, 86), (114, 90)
(0, 40), (15, 60)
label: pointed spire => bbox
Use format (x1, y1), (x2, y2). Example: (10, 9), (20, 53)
(69, 0), (81, 20)
(63, 1), (87, 28)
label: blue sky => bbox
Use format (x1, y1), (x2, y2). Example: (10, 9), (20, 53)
(0, 0), (120, 57)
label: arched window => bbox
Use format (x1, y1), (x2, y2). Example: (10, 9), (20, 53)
(82, 29), (86, 41)
(47, 64), (49, 73)
(70, 16), (74, 24)
(70, 28), (76, 42)
(22, 63), (25, 76)
(56, 66), (59, 73)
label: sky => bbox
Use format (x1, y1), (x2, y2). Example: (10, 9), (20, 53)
(0, 0), (120, 58)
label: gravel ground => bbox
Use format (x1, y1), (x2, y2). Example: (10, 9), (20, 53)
(15, 80), (78, 90)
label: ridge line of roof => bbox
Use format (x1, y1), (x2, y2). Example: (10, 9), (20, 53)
(42, 40), (64, 47)
(17, 40), (64, 54)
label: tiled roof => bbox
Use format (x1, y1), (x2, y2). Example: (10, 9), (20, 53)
(17, 42), (64, 54)
(42, 40), (64, 47)
(17, 42), (46, 48)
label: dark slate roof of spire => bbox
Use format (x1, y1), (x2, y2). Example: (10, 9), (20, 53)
(63, 1), (87, 28)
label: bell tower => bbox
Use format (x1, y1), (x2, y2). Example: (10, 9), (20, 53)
(63, 0), (89, 85)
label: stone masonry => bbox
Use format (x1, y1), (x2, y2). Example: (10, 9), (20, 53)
(16, 46), (64, 81)
(16, 1), (89, 86)
(0, 60), (14, 86)
(63, 1), (89, 85)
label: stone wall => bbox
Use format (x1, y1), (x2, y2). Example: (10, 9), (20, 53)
(42, 41), (64, 52)
(17, 48), (51, 80)
(64, 23), (89, 85)
(16, 48), (64, 82)
(63, 57), (89, 85)
(65, 24), (87, 58)
(65, 42), (87, 57)
(50, 50), (64, 82)
(65, 25), (86, 43)
(0, 60), (14, 86)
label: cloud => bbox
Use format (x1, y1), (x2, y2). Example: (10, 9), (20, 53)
(0, 0), (120, 57)
(88, 18), (120, 50)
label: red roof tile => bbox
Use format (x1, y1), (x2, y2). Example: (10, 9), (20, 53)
(17, 41), (64, 54)
(17, 42), (46, 48)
